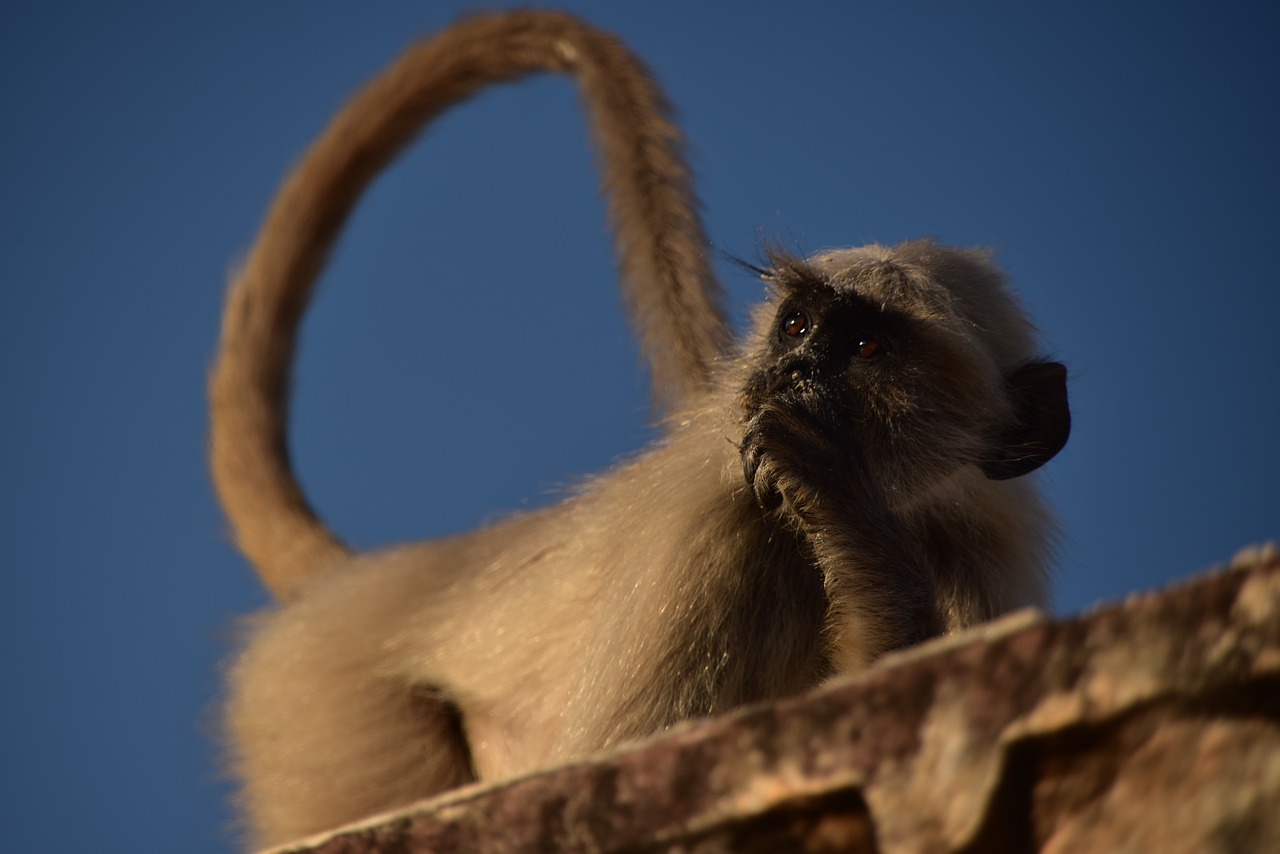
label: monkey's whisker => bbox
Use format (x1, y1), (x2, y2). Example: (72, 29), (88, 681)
(711, 242), (774, 279)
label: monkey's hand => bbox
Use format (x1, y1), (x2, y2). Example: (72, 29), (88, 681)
(740, 394), (881, 521)
(741, 395), (944, 670)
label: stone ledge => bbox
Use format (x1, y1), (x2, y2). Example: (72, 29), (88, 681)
(271, 546), (1280, 853)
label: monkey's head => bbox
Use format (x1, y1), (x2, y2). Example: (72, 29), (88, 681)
(739, 239), (1070, 504)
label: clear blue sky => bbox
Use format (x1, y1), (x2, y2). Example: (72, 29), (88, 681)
(2, 2), (1276, 850)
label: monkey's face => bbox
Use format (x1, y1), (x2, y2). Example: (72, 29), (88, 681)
(739, 246), (1070, 508)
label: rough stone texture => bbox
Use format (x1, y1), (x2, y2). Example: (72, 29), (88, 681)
(270, 547), (1280, 853)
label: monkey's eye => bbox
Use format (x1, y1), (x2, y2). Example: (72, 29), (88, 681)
(781, 310), (810, 338)
(855, 338), (885, 359)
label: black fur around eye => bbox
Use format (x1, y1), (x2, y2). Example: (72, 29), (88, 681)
(781, 311), (810, 338)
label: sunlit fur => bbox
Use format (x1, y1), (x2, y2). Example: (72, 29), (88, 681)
(214, 12), (1067, 849)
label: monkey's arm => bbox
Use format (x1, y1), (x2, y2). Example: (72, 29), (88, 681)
(741, 397), (944, 674)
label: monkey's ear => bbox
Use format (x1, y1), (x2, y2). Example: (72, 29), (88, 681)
(979, 361), (1070, 481)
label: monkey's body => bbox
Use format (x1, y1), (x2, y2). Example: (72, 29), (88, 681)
(214, 12), (1067, 849)
(227, 245), (1059, 845)
(231, 411), (828, 812)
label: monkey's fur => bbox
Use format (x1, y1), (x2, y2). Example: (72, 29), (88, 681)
(212, 11), (1070, 849)
(210, 11), (727, 604)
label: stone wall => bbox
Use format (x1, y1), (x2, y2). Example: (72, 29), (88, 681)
(271, 547), (1280, 853)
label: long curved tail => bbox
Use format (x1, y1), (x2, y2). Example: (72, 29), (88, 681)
(209, 11), (729, 601)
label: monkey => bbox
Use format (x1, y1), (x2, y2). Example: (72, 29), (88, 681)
(211, 10), (1070, 850)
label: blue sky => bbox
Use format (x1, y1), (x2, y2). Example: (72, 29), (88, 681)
(2, 2), (1276, 850)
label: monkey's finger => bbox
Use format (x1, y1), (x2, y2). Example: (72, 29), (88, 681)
(740, 437), (781, 511)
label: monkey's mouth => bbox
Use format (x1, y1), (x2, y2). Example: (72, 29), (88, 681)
(739, 358), (821, 420)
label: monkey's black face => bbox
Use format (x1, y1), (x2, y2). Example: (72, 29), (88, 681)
(740, 277), (967, 506)
(739, 251), (1070, 513)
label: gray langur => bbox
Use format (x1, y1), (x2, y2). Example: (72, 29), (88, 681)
(210, 10), (1070, 849)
